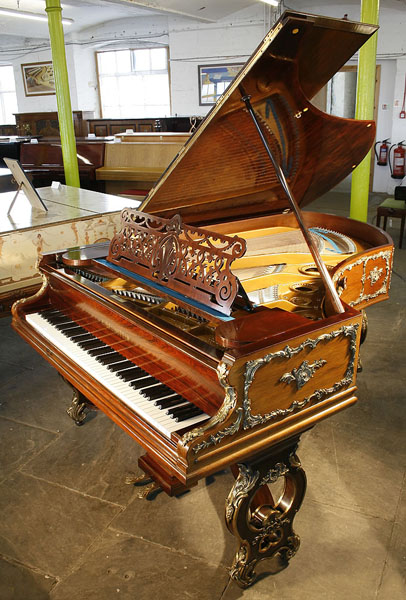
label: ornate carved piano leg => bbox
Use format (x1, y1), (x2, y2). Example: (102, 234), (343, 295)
(225, 440), (306, 588)
(66, 388), (94, 426)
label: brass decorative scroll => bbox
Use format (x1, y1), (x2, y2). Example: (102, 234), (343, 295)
(182, 361), (238, 448)
(11, 271), (48, 316)
(242, 324), (359, 430)
(333, 250), (392, 305)
(108, 210), (246, 315)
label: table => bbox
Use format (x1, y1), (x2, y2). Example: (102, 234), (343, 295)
(0, 185), (140, 312)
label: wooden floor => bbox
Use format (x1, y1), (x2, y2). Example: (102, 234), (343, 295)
(0, 191), (405, 600)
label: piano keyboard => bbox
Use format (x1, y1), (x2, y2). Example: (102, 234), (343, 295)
(26, 310), (209, 438)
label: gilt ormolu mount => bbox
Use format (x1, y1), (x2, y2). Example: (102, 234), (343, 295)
(108, 210), (247, 316)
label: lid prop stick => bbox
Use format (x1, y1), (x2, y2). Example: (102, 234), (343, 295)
(239, 85), (345, 315)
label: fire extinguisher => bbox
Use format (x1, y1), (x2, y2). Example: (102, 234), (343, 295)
(374, 139), (390, 165)
(389, 141), (406, 179)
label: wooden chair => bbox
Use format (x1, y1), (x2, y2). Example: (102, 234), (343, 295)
(376, 197), (406, 249)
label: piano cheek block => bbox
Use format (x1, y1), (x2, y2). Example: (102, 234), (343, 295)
(239, 319), (360, 426)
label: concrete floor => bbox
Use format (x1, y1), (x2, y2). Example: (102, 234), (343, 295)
(0, 192), (405, 600)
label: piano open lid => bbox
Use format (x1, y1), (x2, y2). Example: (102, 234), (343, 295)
(141, 11), (378, 226)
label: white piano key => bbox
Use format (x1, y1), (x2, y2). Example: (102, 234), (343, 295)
(26, 312), (209, 437)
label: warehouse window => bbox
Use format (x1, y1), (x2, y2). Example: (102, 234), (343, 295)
(97, 47), (170, 118)
(0, 65), (17, 124)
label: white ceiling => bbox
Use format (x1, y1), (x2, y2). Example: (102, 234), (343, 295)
(0, 0), (405, 42)
(0, 0), (262, 39)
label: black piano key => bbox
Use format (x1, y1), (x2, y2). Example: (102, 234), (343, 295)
(142, 385), (173, 399)
(166, 402), (193, 416)
(154, 396), (184, 408)
(96, 352), (127, 365)
(171, 405), (203, 419)
(45, 315), (71, 325)
(63, 327), (89, 338)
(70, 333), (94, 343)
(175, 408), (204, 422)
(41, 308), (63, 316)
(118, 367), (147, 381)
(129, 376), (158, 389)
(88, 346), (114, 357)
(78, 338), (106, 350)
(107, 360), (135, 373)
(55, 324), (84, 335)
(47, 318), (74, 328)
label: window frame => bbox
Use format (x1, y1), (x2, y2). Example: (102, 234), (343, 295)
(0, 65), (18, 125)
(95, 46), (171, 119)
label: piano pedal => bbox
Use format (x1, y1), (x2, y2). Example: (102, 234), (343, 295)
(124, 472), (152, 485)
(125, 472), (162, 500)
(136, 481), (161, 500)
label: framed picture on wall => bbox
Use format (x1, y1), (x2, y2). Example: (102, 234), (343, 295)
(21, 61), (55, 96)
(198, 63), (243, 106)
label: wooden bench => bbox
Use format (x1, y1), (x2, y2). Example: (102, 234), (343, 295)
(95, 141), (184, 194)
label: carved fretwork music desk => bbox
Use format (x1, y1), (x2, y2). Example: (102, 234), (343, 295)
(12, 11), (393, 588)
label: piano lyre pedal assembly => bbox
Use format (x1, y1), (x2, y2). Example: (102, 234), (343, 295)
(12, 12), (393, 589)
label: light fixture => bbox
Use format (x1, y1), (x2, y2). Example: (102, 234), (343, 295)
(259, 0), (280, 6)
(0, 7), (74, 25)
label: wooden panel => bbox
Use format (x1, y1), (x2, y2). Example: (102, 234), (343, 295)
(15, 111), (91, 138)
(96, 141), (183, 182)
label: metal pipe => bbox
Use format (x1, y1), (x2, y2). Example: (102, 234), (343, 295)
(350, 0), (380, 222)
(45, 0), (80, 187)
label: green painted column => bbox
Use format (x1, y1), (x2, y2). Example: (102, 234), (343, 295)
(350, 0), (380, 221)
(45, 0), (80, 187)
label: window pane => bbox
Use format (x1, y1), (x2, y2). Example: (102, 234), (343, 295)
(97, 47), (170, 118)
(3, 92), (17, 122)
(100, 76), (119, 105)
(151, 48), (167, 71)
(116, 50), (131, 74)
(0, 66), (15, 91)
(117, 75), (136, 98)
(132, 49), (150, 72)
(98, 52), (116, 75)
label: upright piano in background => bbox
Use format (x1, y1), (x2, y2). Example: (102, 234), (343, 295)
(12, 12), (393, 588)
(19, 141), (105, 190)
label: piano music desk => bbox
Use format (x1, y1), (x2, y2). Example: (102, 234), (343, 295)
(0, 185), (140, 313)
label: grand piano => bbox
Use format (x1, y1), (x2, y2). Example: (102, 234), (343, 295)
(12, 12), (393, 588)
